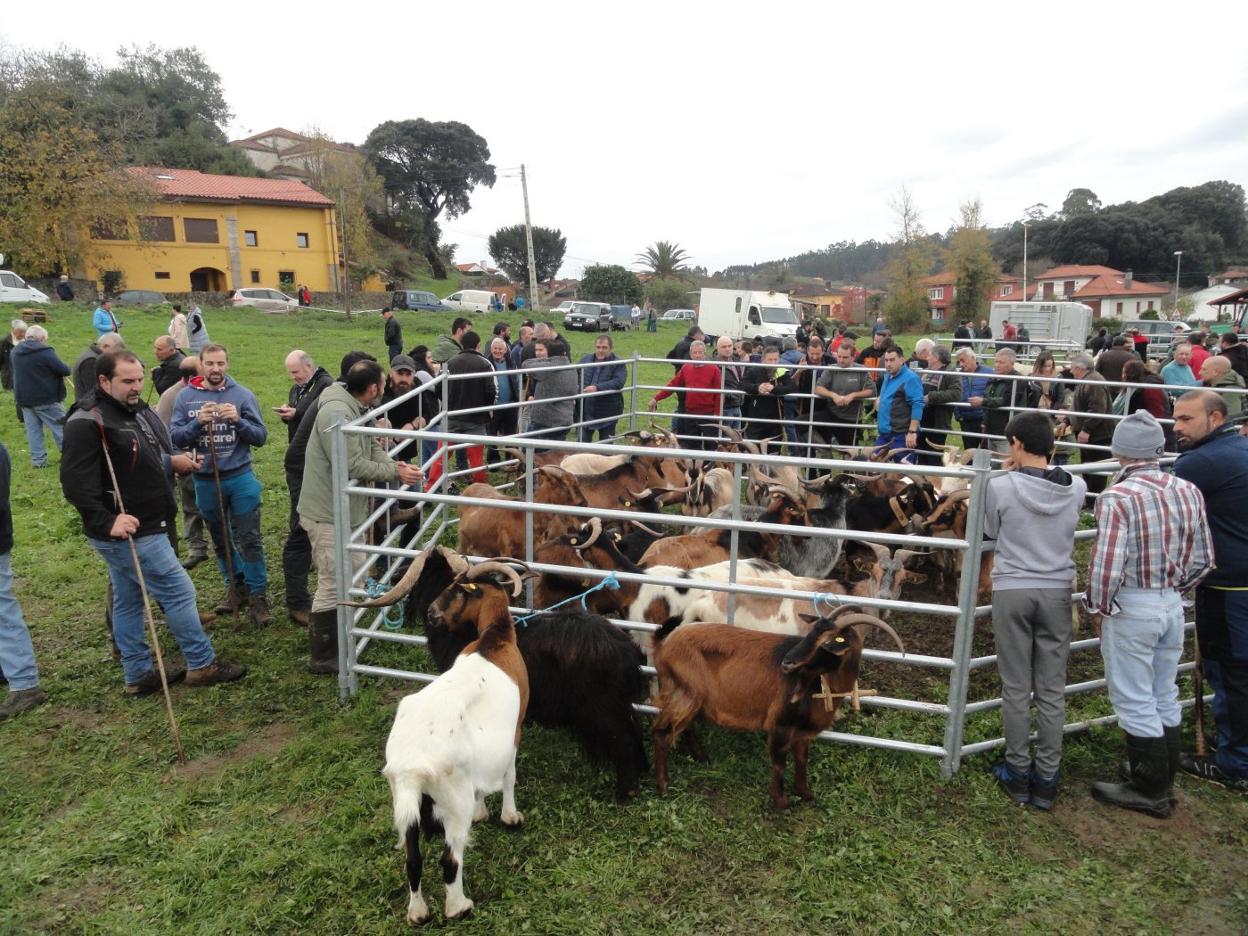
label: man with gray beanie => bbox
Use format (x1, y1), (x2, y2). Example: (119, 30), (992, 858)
(985, 411), (1086, 810)
(1085, 410), (1213, 818)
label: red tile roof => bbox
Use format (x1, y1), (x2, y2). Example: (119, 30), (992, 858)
(919, 272), (1021, 286)
(1035, 264), (1169, 297)
(127, 167), (334, 208)
(1034, 264), (1120, 280)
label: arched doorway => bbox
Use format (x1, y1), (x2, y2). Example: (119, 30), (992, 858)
(189, 267), (227, 292)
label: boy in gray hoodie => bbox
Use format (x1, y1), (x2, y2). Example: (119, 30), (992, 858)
(984, 410), (1087, 810)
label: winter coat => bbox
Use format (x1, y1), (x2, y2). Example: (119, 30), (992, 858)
(522, 354), (577, 428)
(958, 365), (993, 420)
(431, 334), (462, 365)
(72, 344), (102, 403)
(919, 367), (963, 433)
(187, 307), (210, 354)
(151, 350), (186, 397)
(285, 366), (334, 444)
(578, 353), (627, 421)
(0, 335), (15, 390)
(740, 364), (796, 438)
(447, 349), (497, 428)
(1069, 371), (1114, 442)
(169, 375), (267, 476)
(982, 370), (1040, 437)
(11, 339), (70, 407)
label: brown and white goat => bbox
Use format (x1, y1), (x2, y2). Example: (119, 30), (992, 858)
(457, 466), (587, 559)
(383, 561), (530, 924)
(652, 607), (905, 809)
(639, 486), (808, 569)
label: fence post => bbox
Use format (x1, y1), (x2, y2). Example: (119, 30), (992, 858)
(726, 460), (742, 626)
(330, 419), (355, 700)
(941, 446), (992, 776)
(629, 350), (640, 433)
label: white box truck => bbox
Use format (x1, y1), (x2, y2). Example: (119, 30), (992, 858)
(697, 288), (799, 341)
(989, 301), (1092, 350)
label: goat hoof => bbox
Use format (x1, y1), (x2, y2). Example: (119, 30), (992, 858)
(445, 898), (474, 920)
(406, 895), (430, 925)
(771, 796), (791, 811)
(796, 788), (816, 803)
(472, 803), (489, 823)
(500, 809), (524, 827)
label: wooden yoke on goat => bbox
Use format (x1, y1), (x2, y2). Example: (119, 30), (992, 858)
(382, 560), (530, 924)
(652, 607), (905, 810)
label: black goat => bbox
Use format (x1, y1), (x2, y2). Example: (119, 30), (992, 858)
(349, 546), (649, 802)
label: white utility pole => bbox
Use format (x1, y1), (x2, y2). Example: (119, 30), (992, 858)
(1022, 220), (1029, 301)
(1173, 250), (1183, 314)
(521, 164), (541, 312)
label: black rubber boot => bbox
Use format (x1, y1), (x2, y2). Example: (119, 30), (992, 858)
(307, 610), (339, 675)
(1118, 724), (1184, 805)
(1092, 734), (1172, 818)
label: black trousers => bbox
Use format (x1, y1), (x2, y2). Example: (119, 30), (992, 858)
(959, 417), (983, 450)
(917, 428), (947, 466)
(282, 470), (312, 612)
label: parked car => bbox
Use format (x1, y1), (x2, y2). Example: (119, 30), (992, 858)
(551, 300), (577, 316)
(116, 289), (166, 305)
(563, 301), (613, 331)
(230, 287), (299, 313)
(608, 305), (634, 330)
(391, 289), (448, 312)
(1123, 319), (1191, 359)
(442, 289), (497, 314)
(0, 270), (49, 304)
(661, 308), (696, 321)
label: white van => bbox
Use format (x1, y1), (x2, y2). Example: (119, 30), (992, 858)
(441, 289), (497, 314)
(0, 271), (50, 304)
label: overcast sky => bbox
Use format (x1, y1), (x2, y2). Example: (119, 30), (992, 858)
(6, 1), (1247, 278)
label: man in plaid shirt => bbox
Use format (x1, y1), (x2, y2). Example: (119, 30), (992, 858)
(1086, 411), (1213, 818)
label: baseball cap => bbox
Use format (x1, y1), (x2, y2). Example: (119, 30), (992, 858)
(390, 354), (417, 373)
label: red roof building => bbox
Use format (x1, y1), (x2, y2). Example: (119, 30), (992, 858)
(918, 272), (1028, 320)
(126, 166), (334, 208)
(1032, 265), (1168, 318)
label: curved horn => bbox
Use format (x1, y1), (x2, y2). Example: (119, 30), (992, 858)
(750, 465), (773, 486)
(838, 613), (907, 656)
(717, 424), (743, 445)
(893, 549), (931, 565)
(536, 464), (570, 479)
(627, 517), (665, 537)
(864, 542), (890, 563)
(340, 546), (468, 608)
(941, 489), (972, 505)
(799, 472), (835, 490)
(844, 471), (882, 483)
(573, 517), (604, 550)
(466, 559), (529, 597)
(389, 504), (423, 524)
(924, 439), (960, 452)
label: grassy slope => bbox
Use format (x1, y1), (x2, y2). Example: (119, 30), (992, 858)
(0, 304), (1244, 935)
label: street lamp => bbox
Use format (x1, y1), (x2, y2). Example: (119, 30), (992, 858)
(1021, 203), (1046, 300)
(1173, 250), (1183, 315)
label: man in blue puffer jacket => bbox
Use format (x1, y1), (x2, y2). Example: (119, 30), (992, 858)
(578, 334), (627, 443)
(874, 346), (924, 463)
(170, 343), (271, 624)
(955, 346), (993, 450)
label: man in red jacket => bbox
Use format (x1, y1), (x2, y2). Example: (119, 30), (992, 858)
(648, 338), (722, 450)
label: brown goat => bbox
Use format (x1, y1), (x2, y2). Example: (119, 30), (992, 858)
(652, 607), (905, 809)
(639, 487), (808, 569)
(457, 466), (588, 559)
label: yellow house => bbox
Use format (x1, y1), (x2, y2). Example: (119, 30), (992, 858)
(84, 167), (341, 293)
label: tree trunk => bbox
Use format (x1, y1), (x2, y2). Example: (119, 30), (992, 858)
(424, 243), (447, 279)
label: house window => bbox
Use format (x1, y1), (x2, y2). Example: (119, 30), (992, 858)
(154, 272), (171, 280)
(929, 287), (944, 300)
(1063, 280), (1076, 297)
(1116, 302), (1123, 314)
(244, 230), (258, 247)
(250, 269), (261, 284)
(1001, 284), (1013, 297)
(90, 220), (128, 241)
(138, 216), (176, 242)
(183, 218), (220, 244)
(1043, 282), (1055, 300)
(1147, 300), (1154, 312)
(278, 270), (296, 289)
(296, 232), (309, 248)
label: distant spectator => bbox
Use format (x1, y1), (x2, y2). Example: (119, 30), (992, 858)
(578, 334), (626, 443)
(955, 347), (993, 450)
(487, 337), (520, 443)
(980, 349), (1040, 454)
(952, 319), (974, 350)
(522, 337), (577, 449)
(509, 324), (533, 372)
(1160, 343), (1200, 400)
(168, 304), (189, 351)
(11, 325), (70, 467)
(917, 345), (962, 464)
(976, 319), (992, 340)
(432, 317), (471, 365)
(1096, 336), (1135, 385)
(55, 275), (74, 302)
(816, 339), (875, 447)
(1200, 355), (1246, 418)
(92, 300), (120, 338)
(1219, 332), (1248, 383)
(714, 336), (745, 429)
(1088, 327), (1109, 355)
(855, 329), (893, 384)
(381, 307), (403, 362)
(186, 304), (210, 355)
(445, 331), (496, 480)
(0, 320), (28, 423)
(1059, 353), (1114, 500)
(72, 333), (126, 403)
(1118, 358), (1174, 450)
(651, 338), (724, 449)
(150, 336), (184, 397)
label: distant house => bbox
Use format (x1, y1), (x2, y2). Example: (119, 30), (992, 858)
(918, 273), (1026, 320)
(789, 284), (873, 324)
(1031, 265), (1169, 318)
(229, 127), (356, 182)
(1208, 268), (1248, 288)
(1187, 284), (1247, 321)
(455, 261), (500, 276)
(84, 167), (340, 293)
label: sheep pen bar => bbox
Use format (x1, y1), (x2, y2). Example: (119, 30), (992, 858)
(328, 361), (1212, 778)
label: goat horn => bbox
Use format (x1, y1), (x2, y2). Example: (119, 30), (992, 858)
(839, 613), (907, 656)
(389, 504), (423, 524)
(574, 517), (604, 550)
(844, 471), (882, 482)
(942, 489), (972, 504)
(750, 465), (773, 486)
(865, 541), (890, 562)
(893, 549), (930, 564)
(924, 439), (960, 452)
(716, 424), (743, 445)
(800, 472), (835, 489)
(628, 517), (665, 536)
(466, 559), (529, 598)
(340, 546), (468, 608)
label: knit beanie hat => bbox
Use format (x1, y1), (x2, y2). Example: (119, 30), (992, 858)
(1111, 410), (1165, 459)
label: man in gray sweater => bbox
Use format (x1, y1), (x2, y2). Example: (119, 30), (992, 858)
(984, 410), (1087, 811)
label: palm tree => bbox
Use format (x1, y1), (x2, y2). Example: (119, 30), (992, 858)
(635, 241), (691, 278)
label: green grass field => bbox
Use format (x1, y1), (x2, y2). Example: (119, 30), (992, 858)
(0, 303), (1244, 935)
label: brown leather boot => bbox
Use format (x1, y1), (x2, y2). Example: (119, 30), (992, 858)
(214, 585), (245, 616)
(248, 593), (272, 627)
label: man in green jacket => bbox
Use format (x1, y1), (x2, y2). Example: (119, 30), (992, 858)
(431, 318), (471, 365)
(298, 359), (423, 674)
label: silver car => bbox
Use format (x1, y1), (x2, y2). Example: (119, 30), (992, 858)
(230, 287), (299, 312)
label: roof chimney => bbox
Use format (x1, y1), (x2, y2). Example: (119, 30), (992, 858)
(1124, 269), (1133, 288)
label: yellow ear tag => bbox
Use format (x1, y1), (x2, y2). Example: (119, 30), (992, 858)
(569, 538), (579, 546)
(465, 584), (477, 592)
(834, 636), (846, 643)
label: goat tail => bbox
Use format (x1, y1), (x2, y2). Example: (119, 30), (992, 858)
(653, 616), (684, 644)
(387, 767), (432, 845)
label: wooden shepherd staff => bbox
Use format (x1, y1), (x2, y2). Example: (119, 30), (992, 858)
(203, 403), (239, 623)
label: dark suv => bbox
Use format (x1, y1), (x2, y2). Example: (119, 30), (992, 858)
(391, 290), (447, 312)
(563, 301), (613, 331)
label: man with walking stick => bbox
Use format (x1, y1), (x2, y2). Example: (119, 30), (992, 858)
(170, 344), (272, 626)
(1173, 390), (1248, 792)
(61, 351), (246, 695)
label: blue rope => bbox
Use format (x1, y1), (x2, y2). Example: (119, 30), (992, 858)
(812, 591), (844, 616)
(513, 571), (621, 627)
(366, 578), (406, 631)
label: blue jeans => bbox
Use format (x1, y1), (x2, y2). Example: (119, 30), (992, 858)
(194, 470), (267, 594)
(721, 406), (742, 431)
(1099, 588), (1184, 737)
(0, 552), (39, 690)
(88, 534), (216, 683)
(22, 403), (64, 466)
(1203, 658), (1248, 779)
(782, 398), (800, 446)
(873, 431), (915, 464)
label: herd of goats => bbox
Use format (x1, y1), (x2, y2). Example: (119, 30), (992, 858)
(351, 426), (986, 923)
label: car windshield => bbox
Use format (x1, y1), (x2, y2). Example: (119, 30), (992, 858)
(761, 306), (798, 325)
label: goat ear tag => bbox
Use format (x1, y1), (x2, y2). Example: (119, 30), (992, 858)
(834, 636), (846, 643)
(569, 538), (579, 546)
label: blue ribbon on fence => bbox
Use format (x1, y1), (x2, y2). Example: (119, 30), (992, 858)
(513, 571), (622, 627)
(365, 578), (406, 631)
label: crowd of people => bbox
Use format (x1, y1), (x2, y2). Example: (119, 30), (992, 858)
(0, 306), (1244, 811)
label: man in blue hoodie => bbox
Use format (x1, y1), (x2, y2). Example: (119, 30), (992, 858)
(873, 346), (924, 462)
(170, 344), (271, 625)
(985, 411), (1087, 810)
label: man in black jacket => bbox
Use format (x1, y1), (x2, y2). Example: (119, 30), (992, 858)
(149, 336), (184, 396)
(446, 332), (496, 483)
(741, 346), (798, 441)
(382, 308), (403, 362)
(953, 320), (974, 350)
(60, 351), (245, 695)
(917, 345), (964, 464)
(978, 348), (1041, 453)
(73, 333), (126, 403)
(277, 350), (335, 625)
